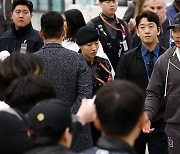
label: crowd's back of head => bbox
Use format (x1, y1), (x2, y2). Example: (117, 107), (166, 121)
(40, 11), (64, 39)
(95, 80), (145, 137)
(0, 53), (43, 88)
(5, 75), (57, 114)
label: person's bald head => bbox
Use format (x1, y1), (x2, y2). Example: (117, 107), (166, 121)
(149, 0), (167, 25)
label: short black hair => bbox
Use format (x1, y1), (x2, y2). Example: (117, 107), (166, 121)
(95, 80), (144, 136)
(64, 9), (86, 42)
(136, 11), (160, 29)
(5, 75), (57, 114)
(12, 0), (33, 13)
(41, 11), (64, 39)
(0, 53), (43, 88)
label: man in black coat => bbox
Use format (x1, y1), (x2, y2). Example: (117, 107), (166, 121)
(35, 11), (93, 152)
(0, 0), (43, 53)
(116, 11), (168, 154)
(87, 0), (131, 70)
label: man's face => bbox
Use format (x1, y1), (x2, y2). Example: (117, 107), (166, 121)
(99, 0), (118, 18)
(137, 18), (160, 45)
(172, 28), (180, 48)
(12, 5), (32, 30)
(149, 0), (167, 25)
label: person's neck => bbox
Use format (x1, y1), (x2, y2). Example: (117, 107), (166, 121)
(44, 38), (62, 44)
(82, 53), (94, 62)
(102, 12), (115, 19)
(174, 1), (180, 11)
(160, 17), (166, 27)
(142, 41), (158, 52)
(105, 132), (136, 147)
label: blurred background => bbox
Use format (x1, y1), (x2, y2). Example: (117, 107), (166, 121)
(31, 0), (174, 30)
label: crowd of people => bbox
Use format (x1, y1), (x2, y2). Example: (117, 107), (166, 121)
(0, 0), (180, 154)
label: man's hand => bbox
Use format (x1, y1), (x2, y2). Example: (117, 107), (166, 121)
(142, 112), (154, 133)
(76, 98), (96, 126)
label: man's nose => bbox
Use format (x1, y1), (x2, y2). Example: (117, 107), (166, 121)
(19, 12), (24, 17)
(152, 8), (158, 14)
(144, 27), (150, 33)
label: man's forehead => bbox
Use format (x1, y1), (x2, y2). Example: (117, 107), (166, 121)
(14, 5), (29, 9)
(149, 0), (165, 6)
(139, 18), (156, 24)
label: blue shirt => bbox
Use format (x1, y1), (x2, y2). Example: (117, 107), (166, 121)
(141, 43), (160, 79)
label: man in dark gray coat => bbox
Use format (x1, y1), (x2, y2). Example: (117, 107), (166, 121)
(143, 12), (180, 154)
(35, 11), (93, 152)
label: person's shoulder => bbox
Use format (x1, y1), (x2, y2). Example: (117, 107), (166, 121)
(87, 16), (101, 28)
(157, 47), (175, 64)
(83, 147), (98, 154)
(167, 3), (175, 10)
(96, 56), (111, 69)
(28, 28), (41, 39)
(124, 47), (139, 56)
(0, 29), (14, 39)
(97, 56), (109, 63)
(25, 145), (77, 154)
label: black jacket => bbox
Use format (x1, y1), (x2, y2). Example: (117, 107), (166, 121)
(24, 145), (77, 154)
(84, 137), (137, 154)
(115, 44), (166, 91)
(87, 14), (131, 70)
(0, 23), (43, 53)
(86, 56), (112, 94)
(115, 44), (166, 121)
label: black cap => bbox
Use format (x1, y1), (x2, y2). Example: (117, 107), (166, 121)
(76, 26), (99, 45)
(168, 12), (180, 30)
(28, 99), (72, 144)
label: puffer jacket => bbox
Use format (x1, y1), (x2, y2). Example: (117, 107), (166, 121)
(0, 23), (43, 53)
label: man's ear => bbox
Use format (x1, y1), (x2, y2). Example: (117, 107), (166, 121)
(157, 26), (161, 36)
(62, 28), (66, 38)
(39, 29), (44, 38)
(93, 113), (102, 131)
(136, 28), (140, 37)
(61, 128), (70, 142)
(11, 12), (13, 19)
(59, 127), (72, 148)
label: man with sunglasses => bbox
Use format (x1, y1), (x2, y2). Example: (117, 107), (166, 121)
(87, 0), (131, 70)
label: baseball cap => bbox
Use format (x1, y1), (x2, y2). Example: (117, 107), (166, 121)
(76, 26), (99, 46)
(28, 99), (72, 145)
(168, 12), (180, 30)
